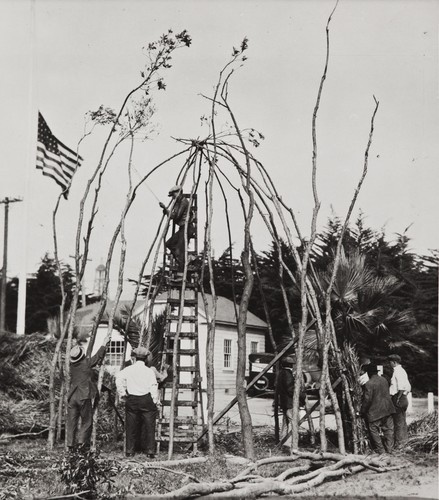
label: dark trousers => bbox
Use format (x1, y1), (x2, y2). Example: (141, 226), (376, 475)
(280, 408), (293, 445)
(166, 225), (195, 271)
(125, 394), (157, 455)
(392, 394), (409, 447)
(368, 414), (394, 454)
(66, 398), (93, 447)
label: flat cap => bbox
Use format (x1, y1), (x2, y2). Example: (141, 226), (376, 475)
(388, 354), (401, 363)
(133, 346), (150, 358)
(168, 185), (182, 196)
(366, 363), (379, 375)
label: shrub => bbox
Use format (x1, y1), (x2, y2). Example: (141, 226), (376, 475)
(59, 446), (118, 499)
(407, 411), (438, 454)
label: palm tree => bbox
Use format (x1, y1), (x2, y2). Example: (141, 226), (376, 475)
(318, 249), (423, 358)
(110, 306), (166, 368)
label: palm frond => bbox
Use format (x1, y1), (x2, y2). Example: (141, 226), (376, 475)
(386, 339), (428, 355)
(320, 249), (374, 303)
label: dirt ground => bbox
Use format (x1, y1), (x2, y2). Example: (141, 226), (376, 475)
(0, 437), (437, 499)
(0, 398), (437, 499)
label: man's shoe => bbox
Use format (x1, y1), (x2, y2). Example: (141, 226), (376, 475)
(125, 452), (135, 457)
(147, 454), (156, 459)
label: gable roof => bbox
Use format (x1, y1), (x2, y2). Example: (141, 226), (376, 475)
(151, 292), (267, 330)
(75, 299), (142, 342)
(76, 293), (267, 335)
(197, 293), (267, 330)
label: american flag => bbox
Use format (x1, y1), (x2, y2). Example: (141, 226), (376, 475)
(36, 112), (83, 199)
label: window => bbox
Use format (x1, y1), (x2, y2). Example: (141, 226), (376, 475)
(224, 339), (232, 368)
(250, 341), (258, 354)
(106, 340), (125, 367)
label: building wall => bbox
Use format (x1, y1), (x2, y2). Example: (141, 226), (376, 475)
(81, 305), (266, 392)
(83, 325), (133, 375)
(198, 322), (265, 395)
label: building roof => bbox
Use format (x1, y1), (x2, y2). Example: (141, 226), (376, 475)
(151, 292), (267, 330)
(76, 294), (267, 333)
(198, 293), (267, 330)
(75, 299), (142, 344)
(76, 299), (139, 326)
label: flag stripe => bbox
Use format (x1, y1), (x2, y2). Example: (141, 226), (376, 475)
(57, 139), (83, 162)
(36, 145), (75, 182)
(41, 168), (71, 191)
(36, 112), (82, 198)
(36, 157), (70, 187)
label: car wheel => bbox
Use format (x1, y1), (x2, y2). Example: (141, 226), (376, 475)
(254, 375), (269, 392)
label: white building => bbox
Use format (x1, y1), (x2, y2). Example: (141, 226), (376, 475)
(76, 293), (267, 394)
(195, 293), (267, 394)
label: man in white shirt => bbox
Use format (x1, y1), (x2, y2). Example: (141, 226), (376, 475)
(116, 347), (158, 458)
(388, 354), (411, 447)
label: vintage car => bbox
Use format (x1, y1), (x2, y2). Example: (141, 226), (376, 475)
(247, 352), (321, 397)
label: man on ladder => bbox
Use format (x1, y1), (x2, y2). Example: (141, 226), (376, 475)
(159, 185), (196, 276)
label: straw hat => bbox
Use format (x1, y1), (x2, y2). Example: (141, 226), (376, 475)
(70, 345), (85, 364)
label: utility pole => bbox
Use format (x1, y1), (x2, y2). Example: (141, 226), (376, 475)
(0, 197), (23, 333)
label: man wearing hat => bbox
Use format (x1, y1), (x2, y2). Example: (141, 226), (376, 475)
(115, 346), (159, 458)
(388, 354), (411, 447)
(159, 185), (195, 273)
(360, 363), (395, 454)
(66, 342), (108, 449)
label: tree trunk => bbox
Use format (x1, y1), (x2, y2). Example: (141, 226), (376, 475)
(236, 248), (255, 460)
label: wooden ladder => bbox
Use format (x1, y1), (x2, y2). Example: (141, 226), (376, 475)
(156, 193), (203, 457)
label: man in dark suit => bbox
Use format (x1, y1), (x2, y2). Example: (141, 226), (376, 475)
(66, 343), (108, 449)
(159, 185), (196, 273)
(361, 363), (396, 454)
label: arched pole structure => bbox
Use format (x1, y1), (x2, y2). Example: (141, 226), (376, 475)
(55, 20), (380, 458)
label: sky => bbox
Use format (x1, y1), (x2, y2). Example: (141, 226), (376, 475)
(0, 0), (438, 302)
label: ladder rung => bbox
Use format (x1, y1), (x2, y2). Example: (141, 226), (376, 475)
(168, 315), (197, 322)
(158, 417), (198, 425)
(168, 298), (197, 306)
(159, 350), (199, 359)
(158, 431), (198, 438)
(157, 417), (198, 425)
(165, 270), (201, 283)
(162, 383), (199, 389)
(161, 400), (198, 407)
(163, 348), (198, 355)
(178, 366), (197, 372)
(157, 423), (198, 431)
(157, 436), (199, 443)
(164, 331), (198, 339)
(169, 281), (198, 289)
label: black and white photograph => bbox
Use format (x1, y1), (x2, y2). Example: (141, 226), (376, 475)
(0, 1), (437, 498)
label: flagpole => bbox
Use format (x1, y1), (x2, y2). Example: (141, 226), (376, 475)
(16, 0), (37, 336)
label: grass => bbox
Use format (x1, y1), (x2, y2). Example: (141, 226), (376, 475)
(406, 410), (438, 454)
(0, 428), (285, 498)
(0, 420), (438, 499)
